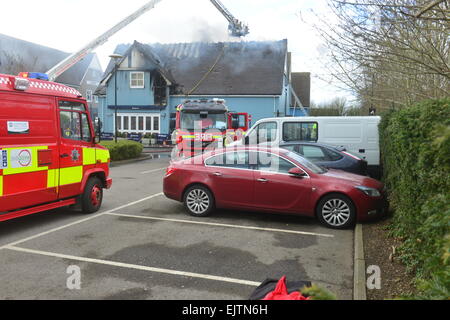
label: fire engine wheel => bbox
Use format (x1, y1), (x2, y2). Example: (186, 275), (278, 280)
(81, 177), (103, 214)
(183, 185), (215, 217)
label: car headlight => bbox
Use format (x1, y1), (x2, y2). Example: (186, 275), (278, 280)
(355, 186), (381, 197)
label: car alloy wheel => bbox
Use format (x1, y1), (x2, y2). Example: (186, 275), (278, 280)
(184, 186), (214, 217)
(322, 199), (350, 227)
(317, 194), (355, 229)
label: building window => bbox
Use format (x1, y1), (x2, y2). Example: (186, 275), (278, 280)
(86, 90), (93, 102)
(146, 116), (152, 131)
(118, 113), (160, 134)
(94, 95), (99, 103)
(130, 72), (145, 88)
(117, 116), (122, 130)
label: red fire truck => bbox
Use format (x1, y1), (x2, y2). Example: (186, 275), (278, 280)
(172, 99), (250, 158)
(0, 72), (112, 222)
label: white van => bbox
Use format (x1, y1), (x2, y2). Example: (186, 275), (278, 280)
(233, 116), (381, 177)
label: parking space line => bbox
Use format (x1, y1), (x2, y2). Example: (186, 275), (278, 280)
(0, 192), (164, 250)
(105, 212), (335, 238)
(140, 167), (166, 174)
(5, 245), (261, 287)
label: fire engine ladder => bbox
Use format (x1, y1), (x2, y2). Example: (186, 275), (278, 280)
(209, 0), (249, 37)
(46, 0), (163, 82)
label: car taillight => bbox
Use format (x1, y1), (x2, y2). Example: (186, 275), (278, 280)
(176, 135), (183, 144)
(342, 151), (362, 161)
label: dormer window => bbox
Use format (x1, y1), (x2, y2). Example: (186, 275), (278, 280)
(130, 72), (145, 88)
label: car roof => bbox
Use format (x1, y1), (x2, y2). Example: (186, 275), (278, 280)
(178, 145), (291, 163)
(280, 141), (343, 150)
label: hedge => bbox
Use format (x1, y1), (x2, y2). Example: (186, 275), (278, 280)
(379, 98), (450, 299)
(100, 140), (143, 161)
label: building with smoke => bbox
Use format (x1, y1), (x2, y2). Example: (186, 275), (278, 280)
(95, 39), (310, 136)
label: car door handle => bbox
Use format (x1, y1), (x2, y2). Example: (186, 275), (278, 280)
(212, 172), (223, 176)
(60, 153), (69, 158)
(257, 178), (268, 183)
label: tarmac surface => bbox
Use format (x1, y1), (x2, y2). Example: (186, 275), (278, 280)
(0, 156), (354, 299)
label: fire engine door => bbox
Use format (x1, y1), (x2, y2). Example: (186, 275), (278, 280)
(57, 99), (93, 199)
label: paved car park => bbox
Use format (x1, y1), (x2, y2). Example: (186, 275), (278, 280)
(0, 157), (354, 299)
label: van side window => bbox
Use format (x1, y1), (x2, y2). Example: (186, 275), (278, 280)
(257, 122), (277, 143)
(283, 122), (318, 142)
(60, 111), (82, 141)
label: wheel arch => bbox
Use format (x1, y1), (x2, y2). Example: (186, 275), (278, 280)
(80, 169), (107, 193)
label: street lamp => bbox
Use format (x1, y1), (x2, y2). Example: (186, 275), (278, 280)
(109, 54), (124, 143)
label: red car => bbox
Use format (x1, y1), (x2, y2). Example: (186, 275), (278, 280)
(163, 146), (387, 229)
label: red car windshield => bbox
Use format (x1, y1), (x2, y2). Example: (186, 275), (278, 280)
(180, 112), (227, 131)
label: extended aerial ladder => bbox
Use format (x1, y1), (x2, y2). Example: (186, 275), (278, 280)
(46, 0), (163, 81)
(209, 0), (249, 37)
(46, 0), (249, 82)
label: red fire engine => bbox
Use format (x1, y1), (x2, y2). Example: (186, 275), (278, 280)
(172, 99), (250, 158)
(0, 72), (112, 222)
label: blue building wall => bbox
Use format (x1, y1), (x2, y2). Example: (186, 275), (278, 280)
(97, 70), (305, 136)
(106, 71), (154, 106)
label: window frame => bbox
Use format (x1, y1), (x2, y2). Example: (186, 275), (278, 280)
(204, 151), (251, 171)
(282, 121), (319, 142)
(130, 71), (145, 89)
(256, 152), (308, 176)
(58, 99), (92, 143)
(86, 90), (93, 103)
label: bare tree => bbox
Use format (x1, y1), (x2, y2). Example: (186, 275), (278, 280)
(0, 51), (39, 75)
(307, 0), (449, 111)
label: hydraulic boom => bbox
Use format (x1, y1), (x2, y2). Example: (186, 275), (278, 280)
(46, 0), (163, 81)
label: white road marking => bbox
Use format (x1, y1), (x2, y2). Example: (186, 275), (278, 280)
(0, 192), (164, 250)
(140, 167), (166, 174)
(5, 245), (261, 287)
(105, 212), (335, 238)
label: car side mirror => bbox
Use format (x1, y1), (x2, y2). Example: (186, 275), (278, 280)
(288, 167), (307, 178)
(93, 118), (102, 144)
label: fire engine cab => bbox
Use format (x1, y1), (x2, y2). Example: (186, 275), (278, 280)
(0, 72), (112, 222)
(172, 99), (250, 158)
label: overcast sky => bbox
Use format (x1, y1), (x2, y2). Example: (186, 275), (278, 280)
(0, 0), (352, 103)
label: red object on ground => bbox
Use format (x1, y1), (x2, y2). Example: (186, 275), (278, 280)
(263, 276), (310, 300)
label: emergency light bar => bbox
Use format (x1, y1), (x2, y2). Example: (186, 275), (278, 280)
(18, 72), (49, 81)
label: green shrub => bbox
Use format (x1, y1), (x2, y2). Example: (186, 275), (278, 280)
(100, 140), (143, 161)
(379, 98), (450, 299)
